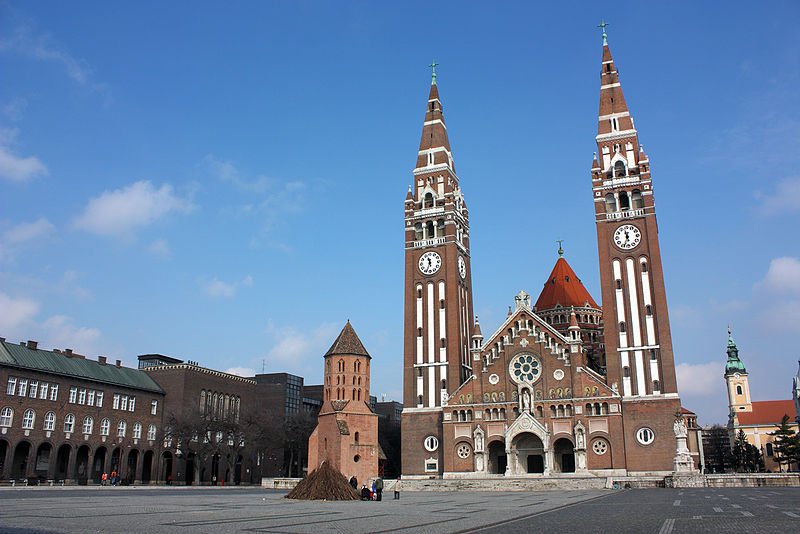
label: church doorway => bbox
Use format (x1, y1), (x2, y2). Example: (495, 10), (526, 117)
(553, 438), (575, 473)
(487, 441), (506, 474)
(511, 432), (545, 474)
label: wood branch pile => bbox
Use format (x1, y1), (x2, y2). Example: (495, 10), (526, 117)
(285, 461), (359, 501)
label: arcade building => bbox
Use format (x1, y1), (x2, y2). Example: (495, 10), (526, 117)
(401, 31), (691, 478)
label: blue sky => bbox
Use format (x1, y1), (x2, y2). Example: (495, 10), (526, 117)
(1, 1), (798, 426)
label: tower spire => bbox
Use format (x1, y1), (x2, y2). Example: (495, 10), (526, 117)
(414, 66), (455, 176)
(598, 19), (609, 46)
(429, 60), (439, 85)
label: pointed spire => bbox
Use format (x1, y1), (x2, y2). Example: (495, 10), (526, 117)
(325, 321), (371, 359)
(568, 307), (580, 329)
(724, 327), (746, 374)
(535, 255), (599, 310)
(472, 315), (483, 338)
(429, 60), (439, 85)
(598, 19), (609, 46)
(415, 66), (455, 174)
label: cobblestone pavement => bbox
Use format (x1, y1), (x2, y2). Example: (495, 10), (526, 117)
(0, 486), (797, 533)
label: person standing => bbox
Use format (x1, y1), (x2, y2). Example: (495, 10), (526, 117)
(101, 472), (108, 486)
(374, 477), (383, 501)
(394, 476), (401, 500)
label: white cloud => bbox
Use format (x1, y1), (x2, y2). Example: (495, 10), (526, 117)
(148, 238), (171, 258)
(759, 256), (800, 294)
(225, 366), (256, 378)
(40, 315), (101, 353)
(200, 275), (254, 298)
(204, 154), (270, 193)
(73, 180), (193, 238)
(0, 143), (48, 182)
(755, 177), (800, 215)
(3, 217), (54, 244)
(0, 23), (109, 98)
(2, 97), (28, 121)
(0, 292), (40, 333)
(202, 278), (236, 298)
(676, 361), (725, 396)
(265, 321), (340, 371)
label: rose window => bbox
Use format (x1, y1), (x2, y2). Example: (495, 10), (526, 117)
(592, 439), (609, 455)
(457, 443), (471, 459)
(509, 353), (542, 385)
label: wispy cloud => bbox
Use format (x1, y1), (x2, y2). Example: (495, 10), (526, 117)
(758, 256), (800, 294)
(148, 238), (171, 259)
(755, 177), (800, 216)
(676, 361), (725, 396)
(264, 321), (341, 377)
(0, 128), (48, 183)
(73, 180), (194, 239)
(199, 275), (254, 298)
(0, 22), (110, 100)
(0, 292), (40, 332)
(225, 366), (256, 378)
(2, 97), (28, 121)
(3, 217), (54, 244)
(754, 256), (800, 333)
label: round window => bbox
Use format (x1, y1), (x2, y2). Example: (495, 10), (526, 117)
(353, 454), (360, 463)
(424, 435), (439, 452)
(553, 369), (565, 381)
(508, 353), (542, 385)
(592, 439), (608, 455)
(488, 373), (499, 385)
(457, 443), (471, 459)
(636, 427), (655, 445)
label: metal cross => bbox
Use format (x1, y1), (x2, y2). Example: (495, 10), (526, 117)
(429, 61), (439, 85)
(598, 19), (609, 45)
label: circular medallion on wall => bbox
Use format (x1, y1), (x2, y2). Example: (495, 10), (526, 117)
(508, 353), (542, 385)
(592, 439), (609, 455)
(636, 427), (655, 445)
(488, 373), (499, 385)
(423, 435), (439, 452)
(418, 251), (442, 275)
(457, 443), (471, 459)
(613, 224), (641, 250)
(553, 369), (565, 381)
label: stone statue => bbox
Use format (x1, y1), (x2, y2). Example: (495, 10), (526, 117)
(576, 428), (585, 450)
(522, 389), (531, 412)
(673, 416), (687, 438)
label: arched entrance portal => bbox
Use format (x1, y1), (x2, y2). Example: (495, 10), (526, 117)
(234, 455), (243, 485)
(34, 443), (52, 480)
(161, 451), (173, 483)
(127, 449), (139, 484)
(11, 441), (32, 480)
(487, 441), (506, 474)
(75, 445), (90, 485)
(142, 451), (154, 484)
(93, 447), (107, 482)
(553, 438), (575, 473)
(0, 439), (9, 478)
(55, 444), (71, 481)
(512, 433), (545, 474)
(184, 453), (195, 485)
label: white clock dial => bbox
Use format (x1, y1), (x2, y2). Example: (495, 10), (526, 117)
(458, 256), (467, 279)
(613, 224), (641, 250)
(418, 251), (442, 275)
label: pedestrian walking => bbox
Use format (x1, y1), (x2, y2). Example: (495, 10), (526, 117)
(101, 472), (107, 486)
(394, 476), (401, 500)
(360, 484), (370, 501)
(375, 477), (383, 501)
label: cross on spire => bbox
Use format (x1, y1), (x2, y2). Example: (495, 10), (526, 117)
(598, 19), (609, 46)
(429, 60), (439, 85)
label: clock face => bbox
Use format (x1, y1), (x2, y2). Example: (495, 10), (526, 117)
(613, 224), (641, 250)
(458, 256), (467, 279)
(418, 251), (442, 275)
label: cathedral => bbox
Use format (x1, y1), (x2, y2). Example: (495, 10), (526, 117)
(401, 30), (686, 478)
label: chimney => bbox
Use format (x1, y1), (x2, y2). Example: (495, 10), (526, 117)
(115, 359), (122, 368)
(98, 356), (107, 365)
(53, 349), (62, 354)
(27, 340), (38, 350)
(0, 337), (5, 343)
(64, 349), (73, 357)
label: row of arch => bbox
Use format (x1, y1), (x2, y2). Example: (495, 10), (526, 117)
(0, 407), (156, 440)
(605, 189), (644, 213)
(0, 439), (157, 485)
(414, 219), (445, 241)
(199, 390), (241, 422)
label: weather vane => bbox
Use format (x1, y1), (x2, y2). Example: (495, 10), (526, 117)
(429, 60), (439, 85)
(598, 19), (609, 45)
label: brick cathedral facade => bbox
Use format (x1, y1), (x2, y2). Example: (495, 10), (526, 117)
(401, 35), (686, 478)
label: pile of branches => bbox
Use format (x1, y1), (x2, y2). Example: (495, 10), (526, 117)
(286, 462), (359, 501)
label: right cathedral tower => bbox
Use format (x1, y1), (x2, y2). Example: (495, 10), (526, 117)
(591, 28), (681, 470)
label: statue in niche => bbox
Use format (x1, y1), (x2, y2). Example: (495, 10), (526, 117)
(535, 389), (542, 401)
(460, 395), (465, 404)
(673, 416), (687, 438)
(512, 391), (518, 401)
(548, 388), (555, 399)
(474, 428), (485, 452)
(557, 387), (563, 399)
(522, 389), (531, 412)
(467, 393), (473, 403)
(565, 388), (571, 398)
(585, 386), (591, 397)
(483, 393), (490, 403)
(592, 386), (599, 396)
(575, 427), (586, 450)
(498, 391), (505, 402)
(491, 392), (497, 402)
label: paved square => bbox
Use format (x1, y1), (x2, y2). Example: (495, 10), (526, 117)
(0, 486), (797, 533)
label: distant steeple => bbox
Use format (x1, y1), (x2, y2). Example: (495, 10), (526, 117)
(724, 327), (746, 374)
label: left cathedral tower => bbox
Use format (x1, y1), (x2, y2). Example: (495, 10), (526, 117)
(402, 71), (475, 476)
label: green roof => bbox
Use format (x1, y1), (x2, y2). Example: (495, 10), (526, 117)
(725, 333), (747, 374)
(0, 340), (163, 394)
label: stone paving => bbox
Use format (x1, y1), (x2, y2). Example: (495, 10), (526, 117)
(0, 486), (797, 533)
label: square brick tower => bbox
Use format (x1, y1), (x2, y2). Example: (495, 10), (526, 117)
(307, 322), (378, 483)
(590, 27), (682, 472)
